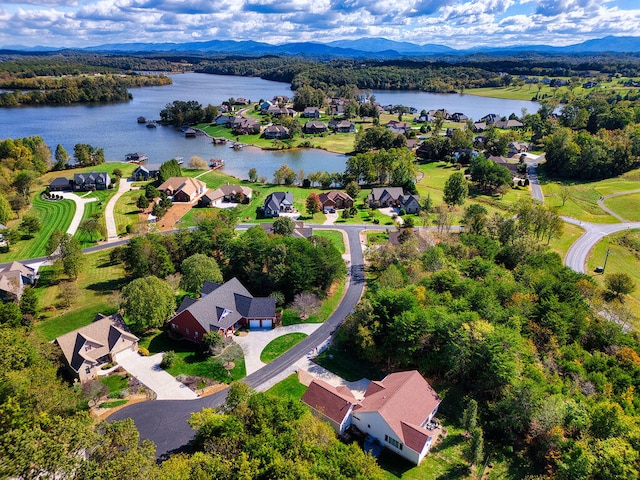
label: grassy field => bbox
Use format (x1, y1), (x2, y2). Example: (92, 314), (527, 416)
(541, 168), (640, 223)
(260, 333), (308, 363)
(604, 192), (640, 221)
(0, 194), (75, 262)
(313, 229), (346, 254)
(586, 229), (640, 323)
(281, 276), (347, 326)
(548, 222), (584, 260)
(34, 250), (126, 340)
(113, 189), (143, 235)
(265, 373), (307, 400)
(74, 189), (116, 247)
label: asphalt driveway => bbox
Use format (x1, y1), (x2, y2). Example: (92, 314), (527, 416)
(116, 349), (198, 400)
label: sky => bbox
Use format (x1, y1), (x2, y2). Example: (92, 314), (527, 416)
(1, 0), (639, 50)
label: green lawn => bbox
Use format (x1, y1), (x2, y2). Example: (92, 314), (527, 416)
(378, 420), (469, 480)
(265, 373), (308, 401)
(113, 189), (143, 235)
(282, 275), (347, 326)
(586, 229), (640, 324)
(140, 330), (246, 382)
(0, 194), (75, 262)
(549, 222), (584, 260)
(100, 374), (128, 397)
(34, 250), (127, 340)
(260, 333), (308, 363)
(99, 399), (128, 409)
(313, 346), (382, 382)
(313, 229), (345, 254)
(604, 192), (640, 221)
(74, 189), (115, 247)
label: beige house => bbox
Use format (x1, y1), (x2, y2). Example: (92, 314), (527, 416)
(56, 314), (139, 384)
(157, 177), (206, 203)
(199, 185), (252, 207)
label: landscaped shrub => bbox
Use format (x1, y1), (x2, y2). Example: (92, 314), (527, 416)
(138, 347), (149, 356)
(398, 208), (407, 216)
(160, 350), (176, 369)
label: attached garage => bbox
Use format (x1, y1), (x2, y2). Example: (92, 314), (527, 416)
(250, 319), (273, 329)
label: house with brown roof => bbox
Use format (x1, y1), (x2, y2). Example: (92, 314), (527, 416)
(157, 177), (206, 203)
(168, 277), (277, 340)
(263, 125), (290, 139)
(301, 370), (441, 465)
(303, 121), (328, 134)
(55, 314), (139, 384)
(199, 185), (252, 207)
(318, 191), (354, 212)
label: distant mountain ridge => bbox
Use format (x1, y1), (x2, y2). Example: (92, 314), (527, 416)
(5, 35), (640, 57)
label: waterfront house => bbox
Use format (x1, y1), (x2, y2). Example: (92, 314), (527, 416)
(263, 125), (290, 139)
(73, 171), (111, 191)
(199, 185), (252, 207)
(318, 191), (354, 212)
(132, 164), (161, 181)
(303, 121), (328, 134)
(158, 177), (206, 202)
(260, 191), (294, 217)
(49, 177), (71, 192)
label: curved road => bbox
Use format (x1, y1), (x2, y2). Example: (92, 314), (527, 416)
(109, 225), (367, 458)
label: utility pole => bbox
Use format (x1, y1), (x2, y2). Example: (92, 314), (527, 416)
(602, 249), (611, 274)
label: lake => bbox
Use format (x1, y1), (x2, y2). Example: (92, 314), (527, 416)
(0, 73), (539, 179)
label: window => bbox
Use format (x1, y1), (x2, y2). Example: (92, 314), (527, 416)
(185, 328), (190, 335)
(384, 434), (403, 450)
(194, 331), (198, 338)
(85, 367), (91, 374)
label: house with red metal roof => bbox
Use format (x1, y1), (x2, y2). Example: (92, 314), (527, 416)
(301, 370), (441, 465)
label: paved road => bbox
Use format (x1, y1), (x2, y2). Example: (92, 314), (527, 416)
(526, 156), (544, 203)
(109, 225), (367, 458)
(564, 218), (640, 273)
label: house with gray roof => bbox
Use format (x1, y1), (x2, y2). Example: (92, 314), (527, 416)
(260, 191), (294, 218)
(55, 314), (138, 384)
(169, 277), (277, 341)
(368, 187), (420, 213)
(73, 171), (111, 191)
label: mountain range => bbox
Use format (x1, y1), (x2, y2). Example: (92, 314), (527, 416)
(5, 35), (640, 57)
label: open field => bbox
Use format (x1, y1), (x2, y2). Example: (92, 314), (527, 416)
(265, 373), (307, 400)
(604, 192), (640, 222)
(541, 168), (640, 223)
(34, 250), (126, 340)
(113, 189), (143, 235)
(549, 222), (584, 260)
(586, 229), (640, 324)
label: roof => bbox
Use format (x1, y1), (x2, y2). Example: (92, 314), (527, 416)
(202, 185), (252, 202)
(73, 171), (110, 184)
(49, 177), (71, 187)
(318, 190), (353, 205)
(158, 177), (206, 197)
(301, 378), (358, 425)
(355, 371), (441, 453)
(0, 261), (35, 277)
(171, 277), (276, 332)
(56, 315), (138, 373)
(263, 191), (294, 211)
(369, 187), (405, 203)
(0, 270), (22, 297)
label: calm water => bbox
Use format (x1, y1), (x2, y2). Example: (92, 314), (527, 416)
(0, 73), (538, 179)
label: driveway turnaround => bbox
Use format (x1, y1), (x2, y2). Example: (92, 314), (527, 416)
(234, 323), (323, 375)
(58, 191), (98, 236)
(116, 349), (198, 400)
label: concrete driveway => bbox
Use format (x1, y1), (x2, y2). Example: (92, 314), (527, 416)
(116, 349), (198, 400)
(234, 323), (323, 375)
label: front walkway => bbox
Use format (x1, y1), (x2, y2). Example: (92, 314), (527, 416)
(115, 349), (198, 400)
(234, 323), (323, 375)
(57, 191), (98, 236)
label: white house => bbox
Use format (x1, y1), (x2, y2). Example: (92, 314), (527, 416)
(301, 370), (441, 465)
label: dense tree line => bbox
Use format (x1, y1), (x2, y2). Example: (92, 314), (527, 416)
(344, 147), (417, 189)
(0, 73), (171, 107)
(542, 90), (640, 179)
(159, 100), (219, 126)
(333, 200), (640, 477)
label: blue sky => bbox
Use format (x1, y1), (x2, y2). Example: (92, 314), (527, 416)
(1, 0), (639, 49)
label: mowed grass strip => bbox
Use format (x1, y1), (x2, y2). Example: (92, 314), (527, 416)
(260, 333), (308, 363)
(0, 193), (75, 262)
(113, 189), (143, 235)
(265, 373), (307, 401)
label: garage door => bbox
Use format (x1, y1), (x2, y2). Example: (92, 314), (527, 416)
(250, 319), (261, 329)
(261, 319), (273, 329)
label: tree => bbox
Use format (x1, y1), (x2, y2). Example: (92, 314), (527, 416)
(136, 194), (149, 211)
(78, 217), (104, 241)
(19, 286), (39, 323)
(13, 171), (36, 202)
(466, 427), (484, 467)
(462, 399), (478, 433)
(272, 217), (296, 236)
(144, 184), (160, 200)
(605, 273), (635, 299)
(464, 204), (488, 235)
(291, 292), (321, 319)
(188, 156), (208, 169)
(160, 351), (176, 369)
(222, 381), (252, 413)
(179, 253), (223, 295)
(58, 234), (83, 279)
(203, 331), (224, 355)
(559, 185), (572, 207)
(19, 215), (40, 237)
(248, 168), (258, 183)
(305, 193), (321, 217)
(73, 143), (104, 167)
(53, 144), (69, 170)
(273, 164), (296, 185)
(159, 159), (182, 182)
(46, 229), (64, 259)
(0, 193), (12, 225)
(121, 276), (175, 332)
(344, 181), (360, 199)
(443, 172), (468, 206)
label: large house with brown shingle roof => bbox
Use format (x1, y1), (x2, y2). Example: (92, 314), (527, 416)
(56, 314), (139, 384)
(318, 191), (354, 212)
(301, 370), (441, 465)
(157, 177), (206, 203)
